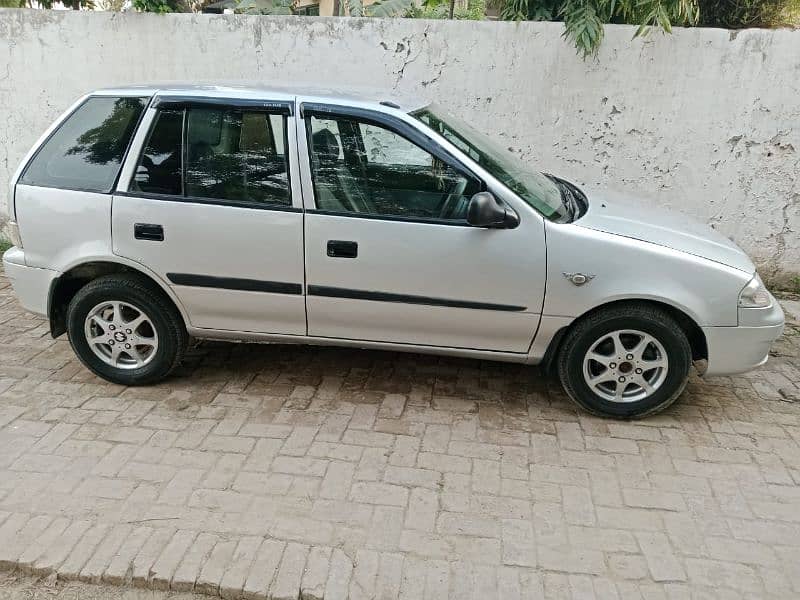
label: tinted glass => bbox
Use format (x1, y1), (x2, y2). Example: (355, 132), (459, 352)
(361, 123), (430, 166)
(308, 115), (479, 221)
(413, 104), (567, 220)
(131, 108), (183, 196)
(21, 96), (146, 193)
(185, 108), (290, 206)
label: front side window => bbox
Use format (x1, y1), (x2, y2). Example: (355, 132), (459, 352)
(132, 104), (291, 207)
(21, 96), (146, 193)
(412, 104), (568, 221)
(361, 123), (430, 166)
(307, 114), (480, 221)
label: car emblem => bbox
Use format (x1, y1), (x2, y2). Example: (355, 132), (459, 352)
(563, 272), (595, 286)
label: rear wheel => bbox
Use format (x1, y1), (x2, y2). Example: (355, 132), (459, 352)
(557, 304), (692, 418)
(67, 275), (187, 385)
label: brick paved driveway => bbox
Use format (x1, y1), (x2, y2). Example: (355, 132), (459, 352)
(0, 268), (799, 599)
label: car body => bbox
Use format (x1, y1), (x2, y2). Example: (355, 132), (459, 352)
(2, 84), (785, 418)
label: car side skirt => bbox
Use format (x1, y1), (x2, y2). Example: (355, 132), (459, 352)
(186, 326), (554, 365)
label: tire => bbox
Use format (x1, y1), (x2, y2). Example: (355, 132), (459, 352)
(557, 303), (691, 419)
(67, 274), (187, 386)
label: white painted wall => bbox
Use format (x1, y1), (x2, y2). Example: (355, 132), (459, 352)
(0, 10), (797, 284)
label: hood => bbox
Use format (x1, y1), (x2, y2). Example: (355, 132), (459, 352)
(575, 190), (755, 274)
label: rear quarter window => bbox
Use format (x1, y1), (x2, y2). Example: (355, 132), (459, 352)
(20, 96), (147, 193)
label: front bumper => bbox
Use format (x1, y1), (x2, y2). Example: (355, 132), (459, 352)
(2, 247), (58, 316)
(702, 296), (785, 376)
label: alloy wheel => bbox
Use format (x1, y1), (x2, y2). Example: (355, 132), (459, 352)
(83, 301), (159, 370)
(582, 329), (669, 403)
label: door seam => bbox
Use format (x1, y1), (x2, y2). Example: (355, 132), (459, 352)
(294, 97), (310, 336)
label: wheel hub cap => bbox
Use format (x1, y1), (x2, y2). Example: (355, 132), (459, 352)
(582, 329), (669, 403)
(84, 301), (159, 370)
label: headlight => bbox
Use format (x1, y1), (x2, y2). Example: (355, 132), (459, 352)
(738, 274), (771, 308)
(8, 221), (22, 249)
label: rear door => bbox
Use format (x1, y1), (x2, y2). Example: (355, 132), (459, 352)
(113, 95), (306, 335)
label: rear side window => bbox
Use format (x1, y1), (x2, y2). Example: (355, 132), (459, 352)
(21, 96), (146, 193)
(132, 105), (291, 207)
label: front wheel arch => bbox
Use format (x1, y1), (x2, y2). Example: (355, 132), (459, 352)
(556, 301), (694, 418)
(540, 298), (708, 375)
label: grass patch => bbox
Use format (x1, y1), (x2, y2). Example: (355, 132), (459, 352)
(782, 0), (800, 24)
(0, 239), (11, 253)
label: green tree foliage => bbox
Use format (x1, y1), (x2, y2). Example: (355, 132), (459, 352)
(696, 0), (800, 27)
(501, 0), (699, 56)
(132, 0), (186, 11)
(237, 0), (415, 16)
(406, 0), (487, 19)
(237, 0), (293, 13)
(365, 0), (414, 16)
(96, 0), (126, 9)
(0, 0), (94, 6)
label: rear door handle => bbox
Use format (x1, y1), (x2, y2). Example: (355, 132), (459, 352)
(134, 223), (164, 242)
(327, 240), (358, 258)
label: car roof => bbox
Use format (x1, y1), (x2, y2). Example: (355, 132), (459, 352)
(92, 83), (428, 113)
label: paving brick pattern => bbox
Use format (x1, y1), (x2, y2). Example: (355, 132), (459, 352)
(1, 269), (799, 599)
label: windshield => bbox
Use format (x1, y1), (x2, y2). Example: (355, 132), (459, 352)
(411, 104), (567, 221)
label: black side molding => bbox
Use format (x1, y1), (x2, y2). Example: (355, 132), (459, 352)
(167, 273), (302, 295)
(307, 285), (526, 312)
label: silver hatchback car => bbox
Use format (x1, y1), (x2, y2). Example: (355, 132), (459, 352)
(3, 85), (785, 418)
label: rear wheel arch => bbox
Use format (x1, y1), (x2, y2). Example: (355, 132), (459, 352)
(48, 261), (188, 338)
(66, 274), (188, 385)
(541, 298), (708, 375)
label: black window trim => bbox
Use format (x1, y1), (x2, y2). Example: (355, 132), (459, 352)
(114, 189), (303, 212)
(180, 106), (188, 198)
(302, 103), (471, 171)
(304, 208), (471, 227)
(301, 102), (486, 226)
(152, 95), (293, 115)
(128, 101), (294, 210)
(18, 94), (151, 195)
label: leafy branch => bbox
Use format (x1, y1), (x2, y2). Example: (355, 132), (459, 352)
(502, 0), (699, 56)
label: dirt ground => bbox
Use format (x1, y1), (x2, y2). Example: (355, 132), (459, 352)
(0, 571), (207, 600)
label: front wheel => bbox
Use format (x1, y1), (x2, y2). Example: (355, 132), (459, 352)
(557, 304), (692, 418)
(67, 275), (187, 386)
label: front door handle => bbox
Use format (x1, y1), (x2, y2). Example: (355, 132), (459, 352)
(134, 223), (164, 242)
(327, 240), (358, 258)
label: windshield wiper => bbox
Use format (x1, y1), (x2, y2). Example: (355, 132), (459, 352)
(562, 184), (578, 221)
(545, 174), (577, 222)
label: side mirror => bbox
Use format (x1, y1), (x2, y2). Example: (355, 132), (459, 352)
(466, 192), (519, 229)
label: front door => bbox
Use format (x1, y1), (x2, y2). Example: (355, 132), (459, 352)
(299, 105), (545, 353)
(113, 97), (306, 335)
